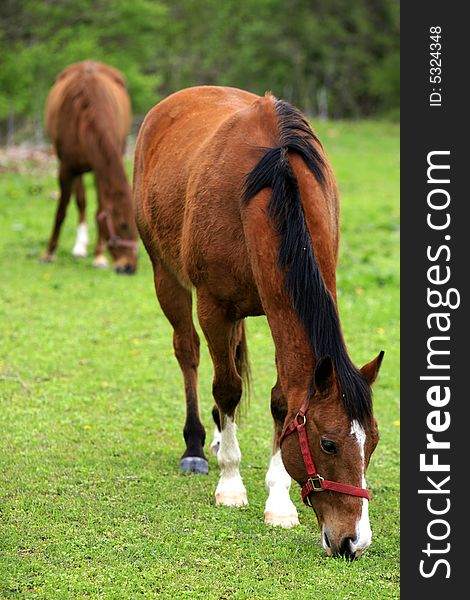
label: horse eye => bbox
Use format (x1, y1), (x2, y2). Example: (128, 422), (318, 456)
(320, 439), (337, 455)
(119, 223), (128, 231)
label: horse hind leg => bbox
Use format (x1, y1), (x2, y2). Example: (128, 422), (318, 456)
(72, 176), (89, 258)
(210, 404), (221, 456)
(209, 321), (248, 456)
(41, 164), (73, 262)
(197, 289), (247, 507)
(154, 262), (207, 475)
(264, 376), (299, 528)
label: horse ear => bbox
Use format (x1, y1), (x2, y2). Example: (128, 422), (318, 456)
(314, 355), (334, 394)
(360, 351), (384, 385)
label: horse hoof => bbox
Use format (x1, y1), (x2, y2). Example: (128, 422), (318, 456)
(215, 491), (248, 507)
(264, 511), (300, 528)
(180, 457), (209, 475)
(93, 255), (109, 269)
(40, 253), (56, 263)
(72, 247), (88, 258)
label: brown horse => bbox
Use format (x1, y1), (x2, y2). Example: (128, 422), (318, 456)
(133, 86), (384, 559)
(42, 60), (138, 273)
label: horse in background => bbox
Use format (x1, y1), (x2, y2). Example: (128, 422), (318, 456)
(133, 86), (384, 559)
(42, 60), (138, 274)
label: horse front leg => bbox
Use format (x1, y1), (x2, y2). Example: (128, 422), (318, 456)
(215, 408), (247, 507)
(264, 376), (299, 528)
(72, 175), (89, 258)
(92, 176), (109, 268)
(41, 164), (73, 261)
(197, 290), (247, 507)
(154, 261), (207, 474)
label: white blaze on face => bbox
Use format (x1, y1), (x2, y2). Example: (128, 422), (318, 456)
(350, 419), (372, 555)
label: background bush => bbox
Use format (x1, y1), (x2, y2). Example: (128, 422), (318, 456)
(0, 0), (400, 143)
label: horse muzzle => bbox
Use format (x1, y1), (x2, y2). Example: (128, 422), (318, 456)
(114, 263), (137, 275)
(322, 525), (372, 560)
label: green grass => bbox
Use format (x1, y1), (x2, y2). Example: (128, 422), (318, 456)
(0, 119), (399, 599)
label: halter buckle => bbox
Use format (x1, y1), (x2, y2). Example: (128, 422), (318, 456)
(303, 475), (325, 507)
(309, 475), (325, 492)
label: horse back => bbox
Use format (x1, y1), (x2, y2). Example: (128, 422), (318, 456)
(45, 61), (131, 168)
(134, 87), (275, 284)
(134, 86), (338, 313)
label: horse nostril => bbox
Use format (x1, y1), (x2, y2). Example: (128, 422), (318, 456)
(338, 536), (356, 561)
(324, 531), (331, 548)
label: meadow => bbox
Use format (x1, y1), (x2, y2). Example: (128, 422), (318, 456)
(0, 120), (399, 599)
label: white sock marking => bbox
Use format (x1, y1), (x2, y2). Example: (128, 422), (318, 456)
(210, 426), (221, 455)
(215, 417), (247, 505)
(92, 254), (109, 269)
(72, 223), (89, 257)
(264, 449), (299, 527)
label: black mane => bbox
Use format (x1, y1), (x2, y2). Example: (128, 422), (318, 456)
(244, 99), (372, 425)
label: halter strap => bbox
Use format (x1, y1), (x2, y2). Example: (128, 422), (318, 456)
(279, 397), (370, 506)
(97, 209), (138, 251)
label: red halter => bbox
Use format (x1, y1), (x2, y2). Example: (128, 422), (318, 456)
(97, 210), (138, 252)
(279, 397), (370, 506)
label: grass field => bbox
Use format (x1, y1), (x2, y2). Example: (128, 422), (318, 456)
(0, 120), (399, 599)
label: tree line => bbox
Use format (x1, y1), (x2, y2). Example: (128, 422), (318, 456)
(0, 0), (399, 144)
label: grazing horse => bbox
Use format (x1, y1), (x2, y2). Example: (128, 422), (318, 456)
(42, 60), (138, 273)
(133, 86), (384, 559)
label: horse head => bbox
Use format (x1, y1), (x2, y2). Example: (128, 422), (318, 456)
(281, 351), (384, 559)
(97, 204), (138, 274)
